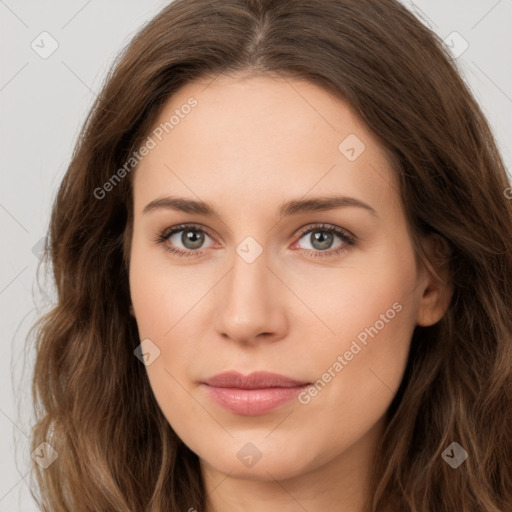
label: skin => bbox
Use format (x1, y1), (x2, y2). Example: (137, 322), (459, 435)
(128, 72), (452, 512)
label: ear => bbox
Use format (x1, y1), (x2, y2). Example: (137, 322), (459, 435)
(415, 233), (454, 327)
(129, 304), (135, 317)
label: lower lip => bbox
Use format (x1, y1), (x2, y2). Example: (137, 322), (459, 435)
(201, 384), (309, 415)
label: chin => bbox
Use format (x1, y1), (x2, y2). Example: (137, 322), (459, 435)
(197, 438), (319, 481)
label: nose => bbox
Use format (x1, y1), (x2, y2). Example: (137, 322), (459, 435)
(213, 246), (289, 346)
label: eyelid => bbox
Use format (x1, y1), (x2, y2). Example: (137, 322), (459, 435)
(160, 222), (217, 242)
(294, 222), (355, 241)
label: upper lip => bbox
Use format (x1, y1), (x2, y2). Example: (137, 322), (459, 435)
(202, 371), (310, 389)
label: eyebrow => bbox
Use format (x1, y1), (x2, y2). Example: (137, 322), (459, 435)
(142, 195), (378, 218)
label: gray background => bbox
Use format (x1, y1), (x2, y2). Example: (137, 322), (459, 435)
(1, 1), (511, 510)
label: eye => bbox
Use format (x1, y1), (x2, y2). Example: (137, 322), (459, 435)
(293, 223), (356, 258)
(153, 223), (215, 258)
(154, 222), (356, 260)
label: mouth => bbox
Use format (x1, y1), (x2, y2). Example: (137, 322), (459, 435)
(200, 371), (311, 415)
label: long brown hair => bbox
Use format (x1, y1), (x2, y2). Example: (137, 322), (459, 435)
(28, 0), (512, 510)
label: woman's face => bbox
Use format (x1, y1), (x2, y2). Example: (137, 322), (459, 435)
(128, 73), (448, 485)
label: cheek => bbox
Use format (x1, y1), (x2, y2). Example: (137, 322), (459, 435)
(129, 251), (200, 432)
(285, 238), (419, 347)
(130, 272), (202, 375)
(129, 233), (205, 337)
(291, 294), (416, 469)
(128, 239), (201, 388)
(293, 241), (419, 408)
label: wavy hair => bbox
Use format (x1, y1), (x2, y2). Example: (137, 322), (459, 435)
(28, 0), (512, 510)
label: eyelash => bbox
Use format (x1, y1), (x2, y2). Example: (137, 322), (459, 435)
(153, 222), (356, 259)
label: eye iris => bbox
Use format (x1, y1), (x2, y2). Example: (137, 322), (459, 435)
(182, 230), (204, 249)
(311, 230), (333, 250)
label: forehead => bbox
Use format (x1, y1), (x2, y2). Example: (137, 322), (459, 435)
(132, 73), (400, 219)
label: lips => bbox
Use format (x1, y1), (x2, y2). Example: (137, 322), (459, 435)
(202, 370), (310, 389)
(200, 371), (311, 415)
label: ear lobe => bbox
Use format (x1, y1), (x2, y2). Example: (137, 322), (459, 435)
(416, 234), (454, 327)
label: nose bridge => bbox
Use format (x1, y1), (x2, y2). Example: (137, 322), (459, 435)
(226, 242), (272, 319)
(214, 236), (287, 343)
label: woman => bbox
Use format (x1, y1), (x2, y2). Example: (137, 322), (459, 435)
(29, 0), (512, 511)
